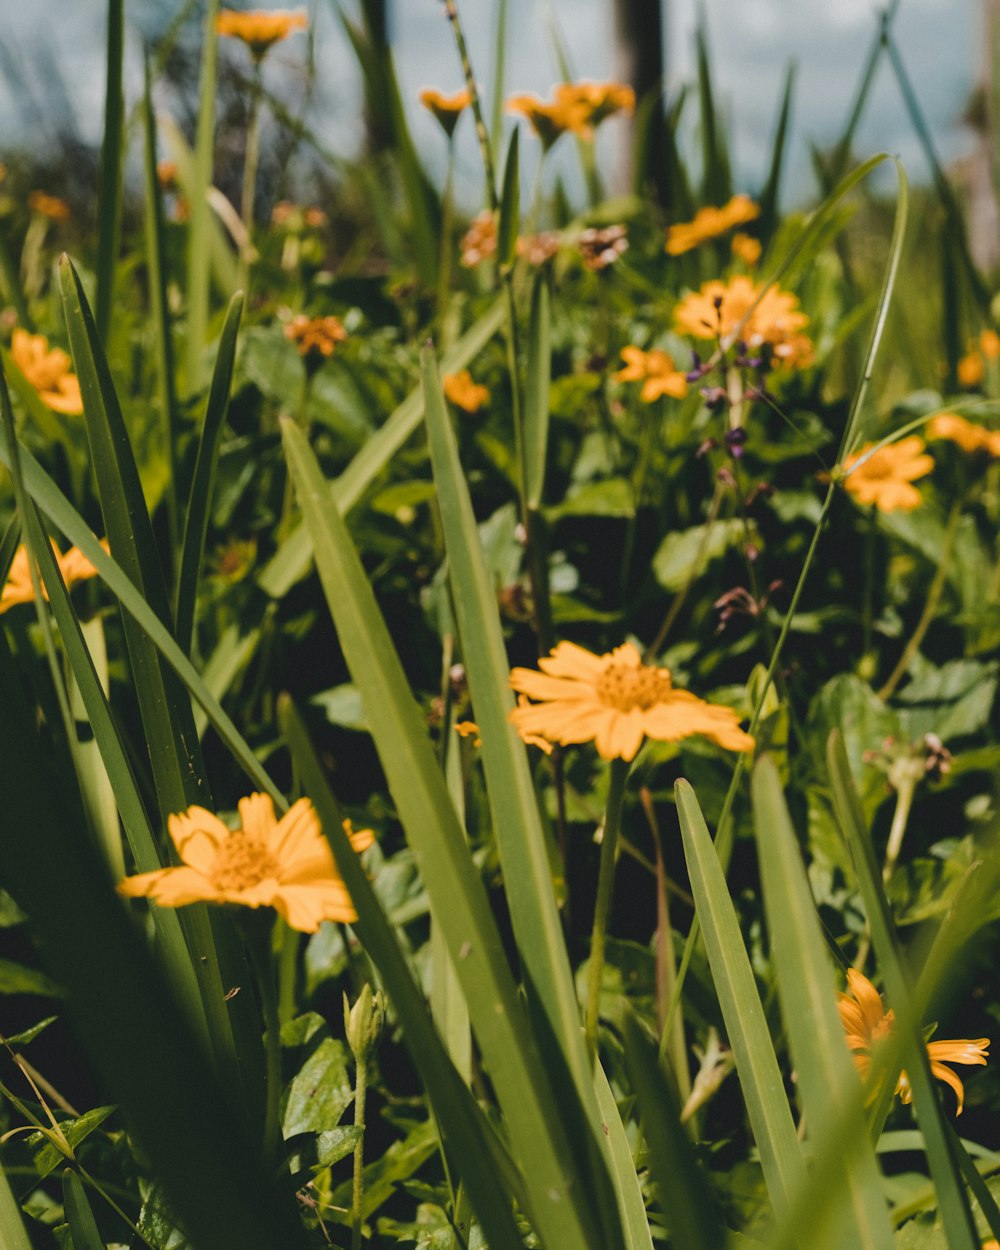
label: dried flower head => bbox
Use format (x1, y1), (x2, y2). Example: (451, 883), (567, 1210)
(577, 224), (628, 271)
(666, 195), (760, 256)
(516, 231), (562, 266)
(284, 314), (348, 360)
(460, 211), (497, 267)
(614, 346), (688, 403)
(118, 794), (374, 933)
(840, 436), (934, 513)
(442, 370), (490, 414)
(10, 329), (83, 414)
(216, 8), (308, 59)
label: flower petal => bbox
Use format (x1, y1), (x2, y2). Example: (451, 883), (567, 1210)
(272, 881), (358, 932)
(168, 807), (231, 874)
(238, 793), (279, 842)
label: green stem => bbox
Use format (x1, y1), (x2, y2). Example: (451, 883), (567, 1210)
(276, 921), (298, 1026)
(243, 916), (282, 1169)
(238, 64), (263, 295)
(437, 143), (456, 328)
(584, 757), (630, 1064)
(351, 1059), (368, 1250)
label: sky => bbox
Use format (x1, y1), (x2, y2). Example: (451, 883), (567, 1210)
(0, 0), (982, 209)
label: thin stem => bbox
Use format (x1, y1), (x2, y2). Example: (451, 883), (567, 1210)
(243, 916), (282, 1170)
(437, 142), (456, 327)
(238, 63), (263, 294)
(277, 920), (298, 1026)
(441, 0), (498, 208)
(584, 757), (630, 1064)
(351, 1060), (368, 1250)
(877, 499), (962, 700)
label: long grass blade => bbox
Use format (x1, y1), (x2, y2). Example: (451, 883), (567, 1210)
(280, 414), (611, 1250)
(497, 128), (520, 267)
(594, 1059), (655, 1250)
(185, 0), (220, 395)
(95, 0), (124, 344)
(524, 272), (551, 510)
(62, 1172), (103, 1250)
(0, 1163), (31, 1250)
(695, 23), (731, 204)
(758, 64), (795, 241)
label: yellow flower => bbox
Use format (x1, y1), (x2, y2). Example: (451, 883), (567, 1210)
(979, 328), (1000, 359)
(957, 351), (985, 388)
(1, 539), (107, 614)
(553, 80), (635, 136)
(838, 968), (989, 1115)
(10, 329), (84, 415)
(673, 275), (811, 367)
(731, 232), (761, 266)
(509, 641), (754, 762)
(27, 191), (71, 222)
(442, 370), (489, 414)
(666, 194), (760, 256)
(284, 314), (348, 359)
(454, 720), (481, 746)
(505, 91), (586, 150)
(926, 411), (1000, 456)
(216, 8), (308, 59)
(841, 436), (934, 513)
(614, 346), (688, 403)
(419, 87), (472, 138)
(118, 794), (374, 933)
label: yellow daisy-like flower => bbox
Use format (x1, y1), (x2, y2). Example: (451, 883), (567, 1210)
(419, 87), (472, 138)
(840, 436), (934, 513)
(509, 641), (754, 762)
(666, 194), (760, 256)
(505, 91), (586, 150)
(442, 370), (489, 414)
(838, 968), (989, 1115)
(1, 539), (107, 614)
(673, 275), (811, 367)
(553, 80), (635, 136)
(614, 346), (689, 404)
(27, 191), (71, 222)
(926, 411), (1000, 457)
(118, 794), (374, 934)
(216, 8), (308, 59)
(284, 314), (348, 360)
(10, 328), (84, 415)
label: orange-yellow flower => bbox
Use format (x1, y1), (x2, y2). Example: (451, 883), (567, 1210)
(216, 8), (308, 59)
(27, 191), (71, 222)
(10, 329), (83, 415)
(673, 275), (811, 367)
(509, 641), (754, 762)
(980, 328), (1000, 359)
(731, 232), (762, 266)
(1, 539), (107, 614)
(614, 346), (688, 403)
(926, 411), (1000, 457)
(505, 91), (585, 150)
(838, 968), (989, 1115)
(553, 81), (635, 136)
(840, 436), (934, 513)
(442, 370), (489, 414)
(118, 794), (374, 933)
(420, 87), (472, 137)
(284, 314), (348, 360)
(666, 195), (760, 256)
(957, 351), (985, 388)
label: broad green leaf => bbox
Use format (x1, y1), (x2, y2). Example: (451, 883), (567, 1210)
(552, 477), (635, 519)
(652, 519), (748, 592)
(281, 1029), (353, 1138)
(0, 957), (61, 998)
(30, 1107), (115, 1179)
(280, 418), (610, 1250)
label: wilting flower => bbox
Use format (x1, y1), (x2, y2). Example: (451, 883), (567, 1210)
(516, 231), (562, 266)
(840, 436), (934, 513)
(505, 91), (585, 150)
(577, 224), (628, 271)
(216, 8), (308, 60)
(666, 195), (760, 256)
(731, 232), (762, 266)
(1, 539), (107, 614)
(442, 370), (489, 414)
(615, 346), (688, 403)
(10, 329), (83, 415)
(673, 275), (811, 366)
(460, 211), (497, 267)
(27, 191), (71, 222)
(284, 314), (347, 360)
(553, 80), (635, 136)
(509, 641), (754, 761)
(118, 794), (374, 933)
(420, 87), (472, 138)
(838, 968), (989, 1115)
(926, 411), (1000, 457)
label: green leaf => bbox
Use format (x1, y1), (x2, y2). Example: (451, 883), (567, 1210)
(281, 1032), (353, 1138)
(62, 1172), (104, 1250)
(185, 0), (221, 395)
(552, 478), (635, 519)
(2, 1017), (57, 1048)
(524, 273), (551, 510)
(594, 1060), (654, 1250)
(30, 1107), (116, 1178)
(311, 684), (368, 731)
(0, 1163), (31, 1250)
(0, 958), (61, 998)
(280, 418), (609, 1250)
(758, 63), (795, 241)
(95, 0), (125, 344)
(652, 519), (747, 592)
(674, 780), (806, 1224)
(315, 1124), (363, 1168)
(497, 128), (520, 267)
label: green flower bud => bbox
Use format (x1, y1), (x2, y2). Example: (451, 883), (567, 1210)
(344, 983), (385, 1063)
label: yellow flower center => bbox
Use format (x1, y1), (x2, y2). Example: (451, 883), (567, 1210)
(211, 834), (279, 892)
(596, 662), (672, 711)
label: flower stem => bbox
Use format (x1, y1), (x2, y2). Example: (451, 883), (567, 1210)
(585, 757), (630, 1064)
(242, 915), (282, 1169)
(238, 63), (263, 294)
(350, 1059), (368, 1250)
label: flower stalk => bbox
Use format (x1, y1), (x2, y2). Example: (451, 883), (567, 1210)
(585, 756), (630, 1063)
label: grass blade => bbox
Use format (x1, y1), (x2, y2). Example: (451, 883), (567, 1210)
(175, 292), (243, 656)
(185, 0), (220, 395)
(95, 0), (124, 344)
(524, 272), (551, 510)
(497, 128), (520, 267)
(758, 63), (794, 241)
(0, 1163), (31, 1250)
(594, 1059), (655, 1250)
(259, 299), (505, 598)
(826, 732), (980, 1249)
(62, 1172), (103, 1250)
(752, 755), (894, 1250)
(674, 779), (806, 1226)
(280, 694), (528, 1250)
(280, 414), (611, 1250)
(696, 23), (731, 204)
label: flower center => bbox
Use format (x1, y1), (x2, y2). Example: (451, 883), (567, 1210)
(595, 662), (673, 712)
(210, 834), (279, 892)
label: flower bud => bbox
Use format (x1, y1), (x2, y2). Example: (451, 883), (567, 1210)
(344, 984), (385, 1063)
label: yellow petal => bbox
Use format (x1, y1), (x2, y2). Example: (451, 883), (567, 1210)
(168, 807), (231, 873)
(238, 792), (279, 842)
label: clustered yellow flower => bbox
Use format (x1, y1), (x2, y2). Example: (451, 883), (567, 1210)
(419, 87), (472, 138)
(956, 328), (1000, 389)
(840, 436), (934, 513)
(926, 411), (1000, 456)
(509, 641), (754, 762)
(216, 8), (308, 59)
(614, 346), (688, 403)
(665, 194), (760, 256)
(284, 314), (348, 360)
(673, 275), (813, 368)
(506, 80), (633, 150)
(1, 539), (106, 614)
(10, 329), (84, 414)
(838, 968), (989, 1115)
(442, 370), (490, 414)
(118, 794), (373, 933)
